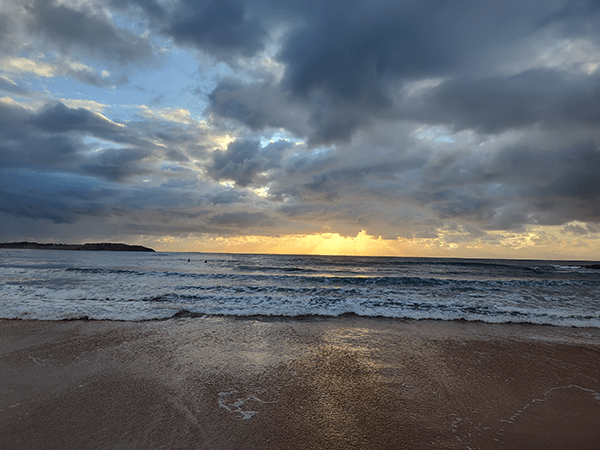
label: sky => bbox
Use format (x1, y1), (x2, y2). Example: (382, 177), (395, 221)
(1, 0), (600, 259)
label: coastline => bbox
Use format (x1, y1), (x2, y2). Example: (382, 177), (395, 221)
(1, 317), (600, 449)
(0, 242), (155, 252)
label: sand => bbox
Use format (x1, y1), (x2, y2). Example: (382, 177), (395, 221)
(1, 316), (600, 450)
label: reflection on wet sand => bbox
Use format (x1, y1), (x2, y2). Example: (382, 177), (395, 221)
(1, 317), (600, 450)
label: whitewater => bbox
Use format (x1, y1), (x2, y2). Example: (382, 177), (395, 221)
(1, 249), (599, 327)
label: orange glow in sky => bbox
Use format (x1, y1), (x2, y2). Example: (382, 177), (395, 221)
(145, 224), (600, 261)
(153, 230), (414, 256)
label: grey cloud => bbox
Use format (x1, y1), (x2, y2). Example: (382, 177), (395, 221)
(111, 0), (267, 59)
(277, 4), (442, 102)
(0, 100), (181, 183)
(1, 163), (250, 234)
(4, 0), (600, 245)
(563, 224), (593, 235)
(208, 190), (247, 205)
(498, 142), (600, 207)
(0, 12), (21, 56)
(0, 101), (81, 169)
(0, 101), (270, 237)
(443, 224), (487, 243)
(209, 113), (600, 236)
(0, 101), (29, 135)
(0, 190), (78, 224)
(80, 147), (155, 182)
(540, 0), (600, 34)
(0, 76), (31, 95)
(406, 139), (600, 230)
(208, 80), (374, 145)
(0, 101), (154, 178)
(0, 169), (114, 224)
(96, 0), (600, 145)
(11, 0), (600, 146)
(165, 0), (266, 58)
(292, 161), (404, 204)
(209, 139), (292, 186)
(275, 0), (598, 104)
(257, 120), (600, 237)
(25, 0), (154, 65)
(414, 230), (440, 239)
(203, 1), (600, 144)
(32, 102), (123, 136)
(0, 97), (288, 235)
(63, 66), (116, 88)
(209, 79), (311, 138)
(206, 211), (276, 229)
(270, 141), (425, 205)
(404, 70), (600, 134)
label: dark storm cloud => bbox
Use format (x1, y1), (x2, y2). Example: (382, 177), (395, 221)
(0, 97), (274, 236)
(208, 138), (292, 186)
(198, 0), (600, 236)
(277, 2), (445, 101)
(208, 79), (311, 138)
(403, 70), (600, 134)
(273, 0), (600, 102)
(0, 169), (113, 223)
(208, 189), (247, 205)
(0, 101), (80, 169)
(0, 100), (142, 174)
(112, 0), (267, 59)
(0, 13), (20, 56)
(209, 78), (386, 145)
(0, 100), (181, 186)
(24, 0), (154, 65)
(203, 0), (600, 144)
(80, 147), (156, 182)
(403, 139), (600, 230)
(540, 0), (600, 32)
(495, 142), (600, 209)
(32, 103), (123, 136)
(164, 0), (266, 58)
(92, 0), (600, 144)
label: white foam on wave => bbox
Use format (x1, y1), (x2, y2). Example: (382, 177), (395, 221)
(3, 288), (600, 327)
(2, 250), (599, 327)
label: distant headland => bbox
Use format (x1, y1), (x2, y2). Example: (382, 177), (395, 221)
(0, 242), (155, 252)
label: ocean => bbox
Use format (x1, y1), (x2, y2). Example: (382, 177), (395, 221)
(1, 249), (599, 327)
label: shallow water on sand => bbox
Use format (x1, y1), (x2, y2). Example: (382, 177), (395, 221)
(1, 317), (600, 450)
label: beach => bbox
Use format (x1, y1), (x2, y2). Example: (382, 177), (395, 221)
(1, 317), (600, 449)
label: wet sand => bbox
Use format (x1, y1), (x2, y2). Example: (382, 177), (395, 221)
(1, 316), (600, 449)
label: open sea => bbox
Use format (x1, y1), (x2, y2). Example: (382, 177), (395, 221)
(1, 249), (599, 327)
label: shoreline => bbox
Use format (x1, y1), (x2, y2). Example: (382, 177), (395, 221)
(5, 313), (600, 334)
(2, 316), (600, 449)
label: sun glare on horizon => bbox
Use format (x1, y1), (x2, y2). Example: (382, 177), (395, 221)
(141, 223), (600, 261)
